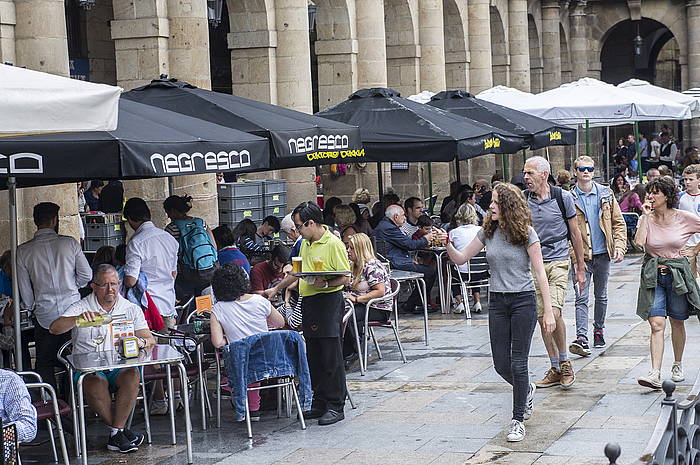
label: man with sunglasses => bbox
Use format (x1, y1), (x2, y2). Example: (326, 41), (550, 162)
(568, 156), (626, 357)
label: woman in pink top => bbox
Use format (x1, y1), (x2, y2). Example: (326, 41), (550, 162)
(634, 177), (700, 389)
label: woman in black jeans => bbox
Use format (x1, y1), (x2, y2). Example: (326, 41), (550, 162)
(447, 183), (555, 443)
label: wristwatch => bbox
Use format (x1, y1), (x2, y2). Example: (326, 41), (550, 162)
(323, 281), (329, 289)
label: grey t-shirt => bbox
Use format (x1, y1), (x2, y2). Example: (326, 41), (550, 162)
(527, 188), (575, 262)
(477, 226), (539, 293)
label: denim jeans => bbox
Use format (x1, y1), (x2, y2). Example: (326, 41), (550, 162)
(572, 254), (611, 339)
(488, 291), (537, 422)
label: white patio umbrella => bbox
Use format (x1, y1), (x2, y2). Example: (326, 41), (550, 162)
(0, 63), (122, 369)
(475, 85), (537, 108)
(618, 79), (700, 118)
(503, 77), (691, 126)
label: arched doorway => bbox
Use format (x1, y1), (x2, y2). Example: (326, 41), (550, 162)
(209, 2), (233, 94)
(528, 14), (542, 93)
(560, 24), (571, 83)
(65, 0), (117, 85)
(443, 0), (468, 90)
(490, 5), (508, 86)
(600, 18), (679, 88)
(384, 0), (419, 96)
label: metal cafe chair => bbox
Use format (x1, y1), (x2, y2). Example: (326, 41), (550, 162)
(17, 372), (70, 464)
(362, 278), (406, 370)
(0, 419), (19, 465)
(449, 250), (490, 319)
(342, 298), (365, 383)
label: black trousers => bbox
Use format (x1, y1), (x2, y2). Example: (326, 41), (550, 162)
(34, 321), (70, 390)
(306, 336), (346, 412)
(394, 263), (436, 308)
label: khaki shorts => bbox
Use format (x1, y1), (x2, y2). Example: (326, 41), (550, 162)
(534, 259), (570, 317)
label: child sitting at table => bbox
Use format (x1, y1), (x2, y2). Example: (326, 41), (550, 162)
(209, 263), (285, 420)
(412, 215), (437, 267)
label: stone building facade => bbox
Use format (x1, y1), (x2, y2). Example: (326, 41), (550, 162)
(0, 0), (692, 243)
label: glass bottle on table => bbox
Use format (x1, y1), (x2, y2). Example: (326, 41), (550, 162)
(76, 312), (113, 328)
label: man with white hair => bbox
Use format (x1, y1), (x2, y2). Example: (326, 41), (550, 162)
(373, 204), (445, 313)
(281, 213), (302, 257)
(523, 156), (586, 390)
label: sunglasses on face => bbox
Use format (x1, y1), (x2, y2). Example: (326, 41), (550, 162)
(577, 166), (594, 173)
(293, 220), (310, 230)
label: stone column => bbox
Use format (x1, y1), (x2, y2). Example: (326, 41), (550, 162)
(569, 0), (588, 79)
(357, 0), (387, 88)
(112, 0), (171, 227)
(165, 0), (219, 227)
(8, 0), (79, 243)
(418, 0), (445, 92)
(507, 0), (530, 91)
(228, 30), (278, 103)
(315, 39), (358, 110)
(467, 0), (492, 94)
(0, 0), (15, 64)
(541, 0), (561, 90)
(386, 44), (420, 96)
(688, 1), (700, 146)
(274, 0), (316, 208)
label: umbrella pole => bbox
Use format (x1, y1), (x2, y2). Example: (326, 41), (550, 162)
(428, 162), (434, 215)
(376, 162), (384, 206)
(585, 119), (590, 157)
(606, 126), (610, 181)
(454, 159), (461, 185)
(634, 121), (642, 180)
(8, 176), (22, 370)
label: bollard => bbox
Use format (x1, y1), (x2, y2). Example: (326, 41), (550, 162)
(604, 443), (621, 465)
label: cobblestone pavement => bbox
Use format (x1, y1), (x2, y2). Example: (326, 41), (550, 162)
(22, 255), (699, 465)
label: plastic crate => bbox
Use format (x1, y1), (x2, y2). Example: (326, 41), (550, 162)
(263, 205), (286, 218)
(85, 222), (126, 238)
(264, 192), (287, 208)
(83, 236), (125, 252)
(271, 230), (288, 242)
(83, 212), (123, 224)
(218, 181), (264, 198)
(262, 179), (287, 195)
(219, 196), (263, 210)
(219, 208), (264, 224)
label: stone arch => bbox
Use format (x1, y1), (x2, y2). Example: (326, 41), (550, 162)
(560, 23), (571, 83)
(227, 0), (278, 103)
(313, 0), (357, 109)
(384, 0), (419, 95)
(490, 5), (508, 86)
(528, 14), (542, 92)
(443, 0), (468, 90)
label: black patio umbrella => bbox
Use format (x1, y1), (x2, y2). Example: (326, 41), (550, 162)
(427, 90), (576, 150)
(314, 88), (526, 162)
(122, 78), (365, 170)
(0, 99), (270, 188)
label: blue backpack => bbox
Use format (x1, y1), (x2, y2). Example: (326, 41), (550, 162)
(173, 218), (218, 272)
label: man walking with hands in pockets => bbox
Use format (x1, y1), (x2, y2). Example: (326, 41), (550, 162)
(523, 156), (587, 390)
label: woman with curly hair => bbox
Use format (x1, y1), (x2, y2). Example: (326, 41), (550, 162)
(209, 263), (285, 420)
(634, 176), (700, 389)
(446, 182), (555, 443)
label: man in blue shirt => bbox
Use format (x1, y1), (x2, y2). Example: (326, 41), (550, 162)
(569, 156), (626, 356)
(0, 369), (37, 448)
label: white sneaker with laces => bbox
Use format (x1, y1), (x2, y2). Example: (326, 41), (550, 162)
(672, 362), (685, 382)
(506, 419), (525, 442)
(523, 382), (536, 420)
(637, 370), (662, 389)
(150, 399), (169, 415)
(473, 301), (482, 313)
(453, 302), (465, 314)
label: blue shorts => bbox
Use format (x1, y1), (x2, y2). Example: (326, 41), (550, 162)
(649, 271), (690, 320)
(72, 367), (140, 391)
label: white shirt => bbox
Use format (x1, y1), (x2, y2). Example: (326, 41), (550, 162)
(212, 294), (271, 343)
(62, 293), (148, 354)
(124, 221), (179, 317)
(650, 140), (661, 160)
(16, 229), (92, 329)
(679, 191), (700, 247)
(449, 225), (482, 273)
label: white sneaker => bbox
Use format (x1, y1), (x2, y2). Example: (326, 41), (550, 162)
(453, 302), (465, 314)
(523, 382), (536, 420)
(150, 399), (169, 415)
(672, 362), (685, 382)
(637, 370), (662, 389)
(506, 419), (525, 442)
(473, 302), (482, 313)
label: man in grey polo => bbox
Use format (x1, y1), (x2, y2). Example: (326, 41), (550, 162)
(523, 157), (586, 390)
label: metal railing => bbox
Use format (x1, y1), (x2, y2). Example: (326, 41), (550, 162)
(605, 375), (700, 465)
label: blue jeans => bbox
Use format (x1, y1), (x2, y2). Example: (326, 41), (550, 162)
(572, 254), (611, 339)
(488, 291), (538, 422)
(649, 272), (690, 320)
